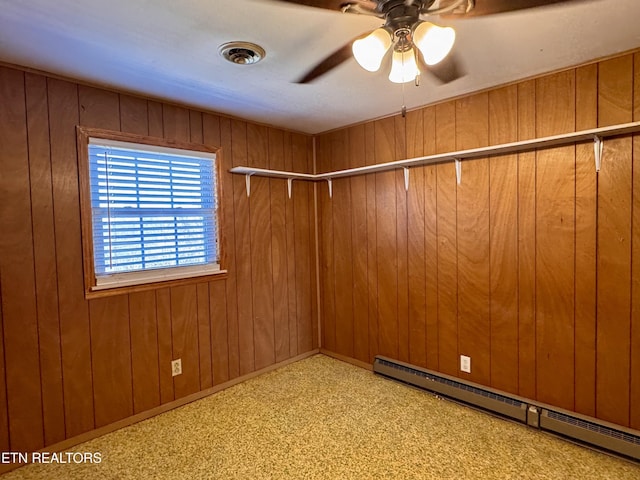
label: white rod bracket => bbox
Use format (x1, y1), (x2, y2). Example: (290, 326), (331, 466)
(403, 167), (410, 191)
(245, 173), (254, 197)
(326, 178), (333, 199)
(455, 159), (462, 185)
(593, 135), (603, 173)
(287, 178), (293, 199)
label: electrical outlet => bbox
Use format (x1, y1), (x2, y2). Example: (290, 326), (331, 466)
(171, 359), (182, 377)
(460, 355), (471, 374)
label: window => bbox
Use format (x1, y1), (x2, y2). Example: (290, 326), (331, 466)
(77, 128), (223, 295)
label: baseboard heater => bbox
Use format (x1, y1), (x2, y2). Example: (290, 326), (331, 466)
(373, 356), (640, 462)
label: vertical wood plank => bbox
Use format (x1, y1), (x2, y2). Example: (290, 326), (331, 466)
(0, 280), (8, 452)
(48, 77), (95, 437)
(333, 130), (355, 358)
(349, 125), (369, 363)
(631, 52), (640, 430)
(197, 283), (213, 390)
(156, 288), (174, 404)
(395, 115), (409, 363)
(517, 79), (537, 400)
(456, 94), (491, 385)
(25, 72), (66, 445)
(293, 133), (314, 354)
(422, 107), (439, 371)
(216, 116), (240, 379)
(89, 296), (134, 427)
(318, 133), (336, 351)
(210, 280), (230, 385)
(79, 85), (136, 428)
(435, 101), (458, 376)
(375, 117), (399, 359)
(189, 110), (203, 144)
(0, 66), (45, 451)
(283, 132), (298, 358)
(365, 121), (379, 362)
(406, 110), (427, 368)
(119, 94), (148, 136)
(170, 285), (200, 399)
(248, 124), (276, 370)
(268, 128), (290, 363)
(574, 64), (598, 417)
(535, 71), (576, 411)
(488, 86), (519, 394)
(596, 56), (633, 426)
(129, 291), (161, 414)
(231, 120), (255, 375)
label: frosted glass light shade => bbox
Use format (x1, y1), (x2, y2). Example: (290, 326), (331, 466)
(413, 22), (456, 66)
(352, 28), (392, 72)
(388, 48), (420, 84)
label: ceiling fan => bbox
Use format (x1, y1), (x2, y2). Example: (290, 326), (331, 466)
(270, 0), (582, 84)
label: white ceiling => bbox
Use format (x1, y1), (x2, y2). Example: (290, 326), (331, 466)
(1, 0), (639, 134)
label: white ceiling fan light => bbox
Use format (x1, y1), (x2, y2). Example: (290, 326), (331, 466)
(352, 27), (393, 72)
(413, 21), (456, 66)
(388, 46), (420, 83)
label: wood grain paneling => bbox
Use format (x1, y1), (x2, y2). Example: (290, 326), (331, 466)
(574, 64), (598, 418)
(333, 131), (354, 358)
(349, 125), (369, 364)
(48, 77), (95, 438)
(231, 120), (256, 375)
(0, 67), (44, 452)
(535, 71), (576, 411)
(596, 56), (633, 426)
(456, 94), (491, 386)
(25, 72), (66, 445)
(217, 116), (241, 380)
(315, 51), (640, 431)
(0, 64), (316, 455)
(632, 52), (640, 430)
(395, 115), (409, 364)
(488, 86), (519, 394)
(318, 133), (336, 351)
(269, 129), (290, 363)
(89, 296), (134, 427)
(517, 79), (537, 400)
(406, 110), (427, 368)
(129, 290), (161, 413)
(435, 101), (458, 377)
(248, 124), (276, 370)
(375, 117), (399, 359)
(422, 107), (439, 371)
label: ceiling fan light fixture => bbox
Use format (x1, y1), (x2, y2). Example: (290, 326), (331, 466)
(388, 47), (420, 84)
(413, 21), (456, 66)
(352, 28), (392, 72)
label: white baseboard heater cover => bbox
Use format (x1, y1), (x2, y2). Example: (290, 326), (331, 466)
(373, 356), (640, 462)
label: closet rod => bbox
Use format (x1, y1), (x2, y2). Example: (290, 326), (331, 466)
(229, 120), (640, 191)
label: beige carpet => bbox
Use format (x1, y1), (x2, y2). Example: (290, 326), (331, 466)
(3, 354), (639, 479)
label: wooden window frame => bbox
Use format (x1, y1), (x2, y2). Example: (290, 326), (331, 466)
(76, 126), (226, 299)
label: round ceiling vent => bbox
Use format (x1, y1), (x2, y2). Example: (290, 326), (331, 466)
(219, 42), (266, 65)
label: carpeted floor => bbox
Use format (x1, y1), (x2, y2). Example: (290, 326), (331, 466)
(3, 354), (639, 479)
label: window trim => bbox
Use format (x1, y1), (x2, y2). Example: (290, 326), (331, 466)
(77, 126), (226, 298)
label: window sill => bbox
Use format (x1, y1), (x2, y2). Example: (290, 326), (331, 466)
(84, 269), (228, 299)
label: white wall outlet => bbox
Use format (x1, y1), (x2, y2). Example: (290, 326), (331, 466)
(460, 355), (471, 374)
(171, 359), (182, 377)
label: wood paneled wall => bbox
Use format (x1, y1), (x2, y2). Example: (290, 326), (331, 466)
(0, 65), (317, 453)
(316, 52), (640, 429)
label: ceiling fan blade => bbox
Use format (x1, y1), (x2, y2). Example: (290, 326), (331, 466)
(296, 42), (355, 83)
(452, 0), (585, 17)
(424, 52), (465, 84)
(269, 0), (377, 12)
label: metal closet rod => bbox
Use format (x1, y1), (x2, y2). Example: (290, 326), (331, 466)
(230, 120), (640, 197)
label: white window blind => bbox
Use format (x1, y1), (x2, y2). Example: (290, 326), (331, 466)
(88, 138), (219, 288)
